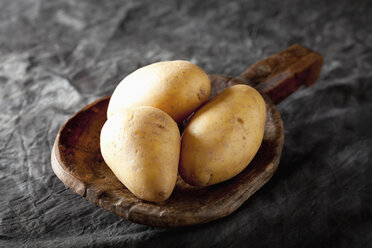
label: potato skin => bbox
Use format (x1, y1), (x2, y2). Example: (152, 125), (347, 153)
(107, 60), (211, 123)
(179, 84), (266, 187)
(100, 106), (180, 202)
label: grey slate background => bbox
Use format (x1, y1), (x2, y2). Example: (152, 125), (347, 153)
(1, 0), (371, 247)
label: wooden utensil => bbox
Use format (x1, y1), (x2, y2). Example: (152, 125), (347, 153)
(51, 44), (323, 227)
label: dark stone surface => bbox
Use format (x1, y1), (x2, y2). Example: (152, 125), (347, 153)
(1, 0), (371, 247)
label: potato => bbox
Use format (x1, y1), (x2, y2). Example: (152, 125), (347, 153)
(107, 60), (211, 123)
(100, 106), (180, 202)
(179, 84), (266, 187)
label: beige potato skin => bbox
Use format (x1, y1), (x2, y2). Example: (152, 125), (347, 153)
(100, 106), (180, 202)
(179, 84), (266, 187)
(107, 60), (211, 123)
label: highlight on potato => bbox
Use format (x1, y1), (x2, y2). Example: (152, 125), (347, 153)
(107, 60), (211, 123)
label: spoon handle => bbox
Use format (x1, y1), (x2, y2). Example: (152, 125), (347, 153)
(234, 44), (323, 104)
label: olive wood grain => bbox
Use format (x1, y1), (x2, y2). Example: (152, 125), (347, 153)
(51, 44), (323, 227)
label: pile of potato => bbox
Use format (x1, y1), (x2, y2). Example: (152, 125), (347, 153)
(100, 61), (266, 202)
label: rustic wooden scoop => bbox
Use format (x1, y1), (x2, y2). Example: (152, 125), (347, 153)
(51, 44), (323, 227)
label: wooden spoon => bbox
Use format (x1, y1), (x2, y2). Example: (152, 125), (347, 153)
(51, 44), (323, 227)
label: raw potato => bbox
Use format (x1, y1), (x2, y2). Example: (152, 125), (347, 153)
(179, 84), (266, 187)
(100, 106), (180, 202)
(107, 60), (211, 123)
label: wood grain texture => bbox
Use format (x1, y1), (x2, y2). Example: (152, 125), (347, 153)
(236, 44), (323, 104)
(51, 44), (322, 227)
